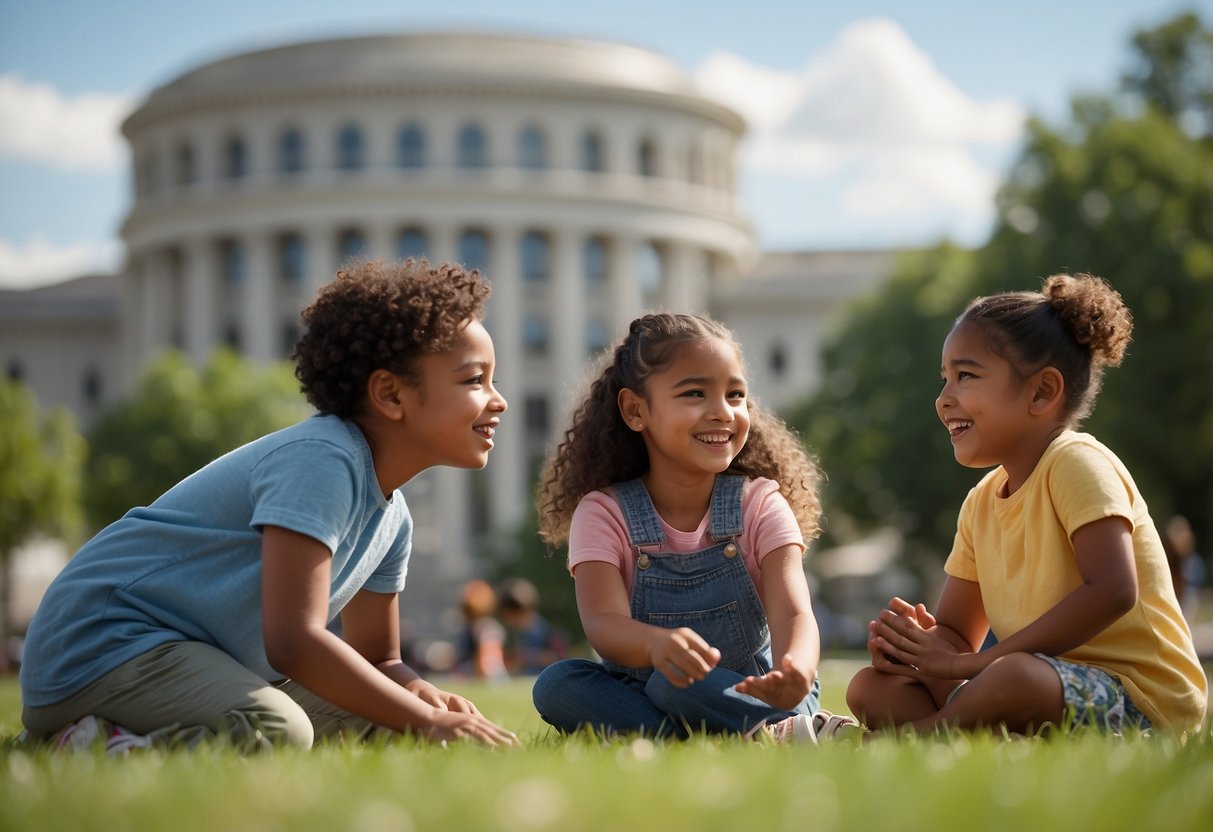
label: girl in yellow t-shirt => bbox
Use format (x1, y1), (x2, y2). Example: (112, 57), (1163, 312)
(847, 273), (1207, 738)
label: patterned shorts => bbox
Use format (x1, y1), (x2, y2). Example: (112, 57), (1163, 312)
(1037, 654), (1152, 734)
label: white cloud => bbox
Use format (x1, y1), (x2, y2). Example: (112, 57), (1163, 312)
(695, 18), (1027, 239)
(0, 74), (133, 171)
(0, 237), (122, 289)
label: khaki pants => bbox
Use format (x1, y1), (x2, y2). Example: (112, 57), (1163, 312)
(22, 641), (381, 750)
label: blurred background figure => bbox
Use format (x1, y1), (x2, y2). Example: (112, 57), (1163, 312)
(1163, 515), (1204, 622)
(455, 579), (508, 682)
(497, 578), (567, 676)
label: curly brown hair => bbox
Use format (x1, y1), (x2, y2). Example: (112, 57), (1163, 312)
(536, 313), (823, 545)
(958, 272), (1132, 426)
(292, 258), (491, 417)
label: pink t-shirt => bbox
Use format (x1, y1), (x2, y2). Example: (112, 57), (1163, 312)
(567, 477), (805, 602)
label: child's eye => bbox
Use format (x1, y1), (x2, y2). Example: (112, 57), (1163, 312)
(681, 389), (704, 398)
(728, 390), (746, 401)
(467, 375), (484, 385)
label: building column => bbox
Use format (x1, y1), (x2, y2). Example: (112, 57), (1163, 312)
(241, 232), (275, 362)
(140, 248), (170, 362)
(607, 234), (642, 337)
(485, 225), (525, 535)
(550, 228), (585, 428)
(183, 237), (217, 365)
(304, 226), (335, 300)
(661, 240), (706, 314)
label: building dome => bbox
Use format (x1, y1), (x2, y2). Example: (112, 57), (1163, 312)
(116, 31), (756, 617)
(124, 33), (741, 129)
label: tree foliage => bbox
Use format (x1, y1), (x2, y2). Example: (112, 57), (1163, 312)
(789, 11), (1213, 564)
(0, 380), (85, 665)
(84, 349), (312, 530)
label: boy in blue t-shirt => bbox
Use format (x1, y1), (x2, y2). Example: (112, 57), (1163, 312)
(20, 258), (518, 751)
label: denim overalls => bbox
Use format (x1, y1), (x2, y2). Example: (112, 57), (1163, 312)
(532, 474), (820, 737)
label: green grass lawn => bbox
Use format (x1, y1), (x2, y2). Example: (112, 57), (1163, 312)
(2, 659), (1211, 832)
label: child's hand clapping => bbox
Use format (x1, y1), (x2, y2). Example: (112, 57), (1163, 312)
(650, 627), (721, 687)
(734, 654), (814, 710)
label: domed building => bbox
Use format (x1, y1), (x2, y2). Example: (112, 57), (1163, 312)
(3, 31), (894, 640)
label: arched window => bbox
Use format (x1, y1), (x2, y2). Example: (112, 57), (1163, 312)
(638, 136), (657, 177)
(459, 230), (489, 272)
(637, 242), (662, 298)
(518, 124), (547, 169)
(139, 149), (159, 195)
(223, 135), (247, 180)
(175, 142), (195, 187)
(222, 240), (245, 285)
(524, 395), (549, 437)
(278, 234), (305, 284)
(583, 238), (607, 287)
(521, 232), (550, 282)
(457, 124), (487, 168)
(397, 123), (426, 168)
(336, 123), (365, 171)
(279, 128), (305, 174)
(337, 229), (366, 264)
(82, 365), (103, 406)
(281, 320), (300, 359)
(580, 130), (604, 172)
(586, 318), (610, 356)
(397, 227), (428, 260)
(523, 315), (549, 354)
(769, 341), (787, 378)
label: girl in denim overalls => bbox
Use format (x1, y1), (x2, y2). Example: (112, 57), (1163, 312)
(532, 313), (858, 740)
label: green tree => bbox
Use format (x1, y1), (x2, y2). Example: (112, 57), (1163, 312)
(84, 349), (311, 530)
(790, 11), (1213, 564)
(0, 380), (85, 669)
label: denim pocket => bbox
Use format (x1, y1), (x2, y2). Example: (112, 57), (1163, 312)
(644, 601), (753, 672)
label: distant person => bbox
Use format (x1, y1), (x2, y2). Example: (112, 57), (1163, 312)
(497, 577), (567, 675)
(455, 579), (509, 682)
(848, 274), (1207, 738)
(19, 259), (518, 752)
(531, 313), (858, 741)
(1162, 514), (1204, 621)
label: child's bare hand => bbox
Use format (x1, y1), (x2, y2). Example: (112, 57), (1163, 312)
(650, 627), (721, 687)
(406, 679), (479, 714)
(734, 654), (813, 710)
(872, 608), (967, 679)
(868, 598), (936, 670)
(424, 710), (520, 748)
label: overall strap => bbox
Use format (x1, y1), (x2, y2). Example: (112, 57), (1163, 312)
(611, 478), (666, 548)
(708, 474), (745, 541)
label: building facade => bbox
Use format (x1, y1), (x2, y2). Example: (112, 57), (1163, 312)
(2, 32), (894, 637)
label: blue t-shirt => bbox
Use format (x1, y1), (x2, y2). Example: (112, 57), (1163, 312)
(20, 414), (412, 707)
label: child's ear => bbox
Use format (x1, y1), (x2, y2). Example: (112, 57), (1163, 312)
(617, 388), (646, 432)
(366, 369), (405, 420)
(1029, 366), (1065, 416)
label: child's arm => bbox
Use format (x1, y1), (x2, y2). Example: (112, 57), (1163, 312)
(733, 544), (819, 710)
(876, 516), (1138, 680)
(261, 526), (518, 746)
(573, 561), (721, 686)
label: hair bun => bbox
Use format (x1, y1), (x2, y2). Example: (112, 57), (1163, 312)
(1042, 273), (1133, 367)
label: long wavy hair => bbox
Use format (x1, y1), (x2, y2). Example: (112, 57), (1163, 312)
(536, 313), (823, 545)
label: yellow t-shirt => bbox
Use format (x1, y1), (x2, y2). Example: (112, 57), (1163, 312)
(944, 431), (1207, 735)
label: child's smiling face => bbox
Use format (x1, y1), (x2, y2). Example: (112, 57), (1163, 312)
(936, 321), (1038, 473)
(628, 336), (751, 480)
(404, 319), (507, 470)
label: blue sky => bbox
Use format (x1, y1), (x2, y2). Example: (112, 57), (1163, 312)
(1, 0), (1207, 288)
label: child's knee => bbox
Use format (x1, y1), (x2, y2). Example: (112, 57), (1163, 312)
(845, 666), (882, 710)
(228, 687), (314, 750)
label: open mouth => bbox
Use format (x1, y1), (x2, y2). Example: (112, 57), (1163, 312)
(694, 432), (732, 446)
(474, 424), (496, 440)
(946, 419), (973, 440)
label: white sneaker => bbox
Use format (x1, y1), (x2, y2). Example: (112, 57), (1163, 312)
(811, 709), (864, 741)
(765, 712), (819, 744)
(52, 715), (152, 755)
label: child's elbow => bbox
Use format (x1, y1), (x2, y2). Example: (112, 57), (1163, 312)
(264, 630), (312, 678)
(1108, 578), (1139, 619)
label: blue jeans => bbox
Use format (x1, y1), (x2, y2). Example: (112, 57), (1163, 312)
(532, 657), (816, 737)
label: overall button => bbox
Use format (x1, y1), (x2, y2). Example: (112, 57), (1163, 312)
(637, 553), (652, 570)
(723, 542), (738, 558)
